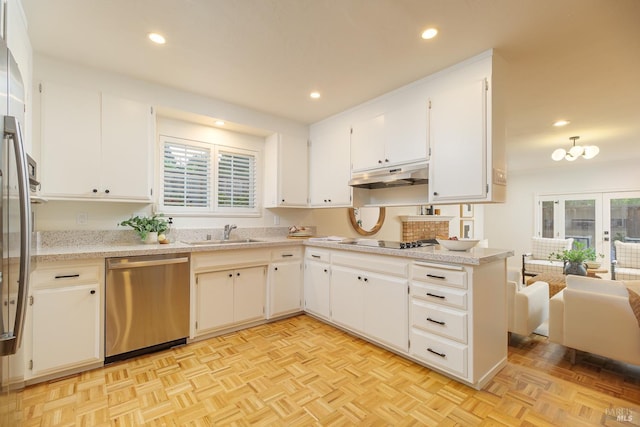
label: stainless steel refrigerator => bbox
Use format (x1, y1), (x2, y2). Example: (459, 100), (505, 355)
(0, 24), (31, 426)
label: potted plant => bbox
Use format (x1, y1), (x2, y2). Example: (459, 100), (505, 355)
(118, 214), (169, 243)
(548, 241), (602, 276)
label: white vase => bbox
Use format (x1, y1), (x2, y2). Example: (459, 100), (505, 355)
(144, 232), (158, 244)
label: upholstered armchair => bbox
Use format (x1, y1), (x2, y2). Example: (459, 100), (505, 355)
(612, 240), (640, 280)
(522, 237), (574, 282)
(549, 275), (640, 366)
(506, 269), (549, 337)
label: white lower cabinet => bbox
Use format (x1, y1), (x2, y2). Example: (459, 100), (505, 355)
(331, 264), (408, 352)
(303, 249), (332, 319)
(409, 260), (507, 388)
(195, 266), (266, 334)
(268, 248), (303, 318)
(27, 260), (103, 381)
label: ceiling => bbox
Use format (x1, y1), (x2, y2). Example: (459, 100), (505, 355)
(22, 0), (640, 171)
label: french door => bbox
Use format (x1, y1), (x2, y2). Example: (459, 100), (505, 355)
(536, 191), (640, 271)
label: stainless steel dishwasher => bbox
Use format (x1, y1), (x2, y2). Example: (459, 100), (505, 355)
(105, 253), (190, 363)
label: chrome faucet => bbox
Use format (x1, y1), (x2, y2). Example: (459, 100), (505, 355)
(223, 224), (237, 240)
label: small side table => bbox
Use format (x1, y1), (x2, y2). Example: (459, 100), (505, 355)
(525, 273), (567, 298)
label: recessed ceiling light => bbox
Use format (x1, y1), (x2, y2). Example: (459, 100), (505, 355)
(310, 92), (321, 99)
(148, 33), (166, 44)
(215, 120), (225, 126)
(553, 120), (570, 127)
(421, 28), (438, 40)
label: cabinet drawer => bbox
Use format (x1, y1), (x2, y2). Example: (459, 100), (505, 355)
(410, 328), (467, 378)
(332, 252), (408, 277)
(411, 299), (467, 343)
(410, 281), (467, 310)
(271, 247), (302, 261)
(31, 262), (102, 288)
(305, 248), (331, 263)
(412, 263), (466, 289)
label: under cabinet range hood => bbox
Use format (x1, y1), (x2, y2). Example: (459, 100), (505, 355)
(349, 162), (429, 189)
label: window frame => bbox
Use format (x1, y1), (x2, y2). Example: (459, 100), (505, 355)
(157, 135), (261, 217)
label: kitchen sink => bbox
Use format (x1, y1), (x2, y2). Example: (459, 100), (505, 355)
(182, 238), (263, 245)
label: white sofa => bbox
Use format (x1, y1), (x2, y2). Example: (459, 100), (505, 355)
(522, 237), (574, 282)
(506, 269), (549, 337)
(549, 275), (640, 366)
(612, 240), (640, 280)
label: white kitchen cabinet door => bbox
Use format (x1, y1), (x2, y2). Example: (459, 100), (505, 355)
(30, 284), (101, 377)
(233, 266), (266, 323)
(309, 124), (352, 207)
(330, 264), (408, 351)
(364, 273), (408, 352)
(40, 84), (153, 201)
(303, 260), (331, 319)
(384, 97), (429, 165)
(429, 78), (488, 202)
(40, 82), (102, 197)
(330, 265), (364, 332)
(350, 114), (386, 172)
(264, 133), (308, 207)
(196, 270), (235, 332)
(100, 94), (153, 200)
(268, 261), (303, 318)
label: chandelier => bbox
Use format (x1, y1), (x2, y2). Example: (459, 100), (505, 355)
(551, 136), (599, 162)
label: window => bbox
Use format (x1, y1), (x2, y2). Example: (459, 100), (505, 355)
(159, 136), (259, 215)
(216, 148), (257, 211)
(162, 139), (210, 208)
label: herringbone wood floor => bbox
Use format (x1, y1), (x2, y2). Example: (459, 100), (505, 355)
(19, 315), (640, 426)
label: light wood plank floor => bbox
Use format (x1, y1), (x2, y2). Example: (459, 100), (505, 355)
(19, 315), (640, 426)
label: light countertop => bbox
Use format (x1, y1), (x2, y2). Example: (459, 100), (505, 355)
(34, 237), (513, 266)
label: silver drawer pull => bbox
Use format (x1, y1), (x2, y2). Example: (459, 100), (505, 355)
(427, 317), (445, 326)
(427, 348), (446, 358)
(426, 292), (445, 299)
(426, 274), (446, 280)
(55, 274), (80, 279)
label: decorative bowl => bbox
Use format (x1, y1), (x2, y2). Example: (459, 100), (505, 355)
(436, 238), (479, 251)
(585, 261), (601, 269)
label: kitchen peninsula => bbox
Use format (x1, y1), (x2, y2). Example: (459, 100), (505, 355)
(28, 234), (512, 390)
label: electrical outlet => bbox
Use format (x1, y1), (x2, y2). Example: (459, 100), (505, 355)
(273, 215), (280, 225)
(76, 212), (88, 225)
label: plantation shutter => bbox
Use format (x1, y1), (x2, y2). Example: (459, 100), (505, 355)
(217, 150), (256, 209)
(162, 141), (210, 207)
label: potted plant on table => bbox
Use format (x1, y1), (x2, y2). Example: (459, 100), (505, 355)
(548, 241), (603, 276)
(118, 214), (169, 243)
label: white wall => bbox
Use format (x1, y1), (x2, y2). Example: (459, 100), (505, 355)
(484, 158), (640, 270)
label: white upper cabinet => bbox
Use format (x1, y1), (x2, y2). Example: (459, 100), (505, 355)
(428, 52), (506, 204)
(309, 122), (352, 207)
(350, 114), (386, 171)
(264, 133), (308, 207)
(429, 78), (487, 201)
(40, 82), (154, 202)
(350, 95), (429, 173)
(384, 96), (429, 166)
(100, 93), (154, 200)
(40, 82), (102, 197)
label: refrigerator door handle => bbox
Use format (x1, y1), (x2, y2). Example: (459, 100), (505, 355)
(0, 116), (31, 356)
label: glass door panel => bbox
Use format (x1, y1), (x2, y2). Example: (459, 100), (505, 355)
(564, 199), (596, 249)
(541, 200), (555, 238)
(603, 192), (640, 262)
